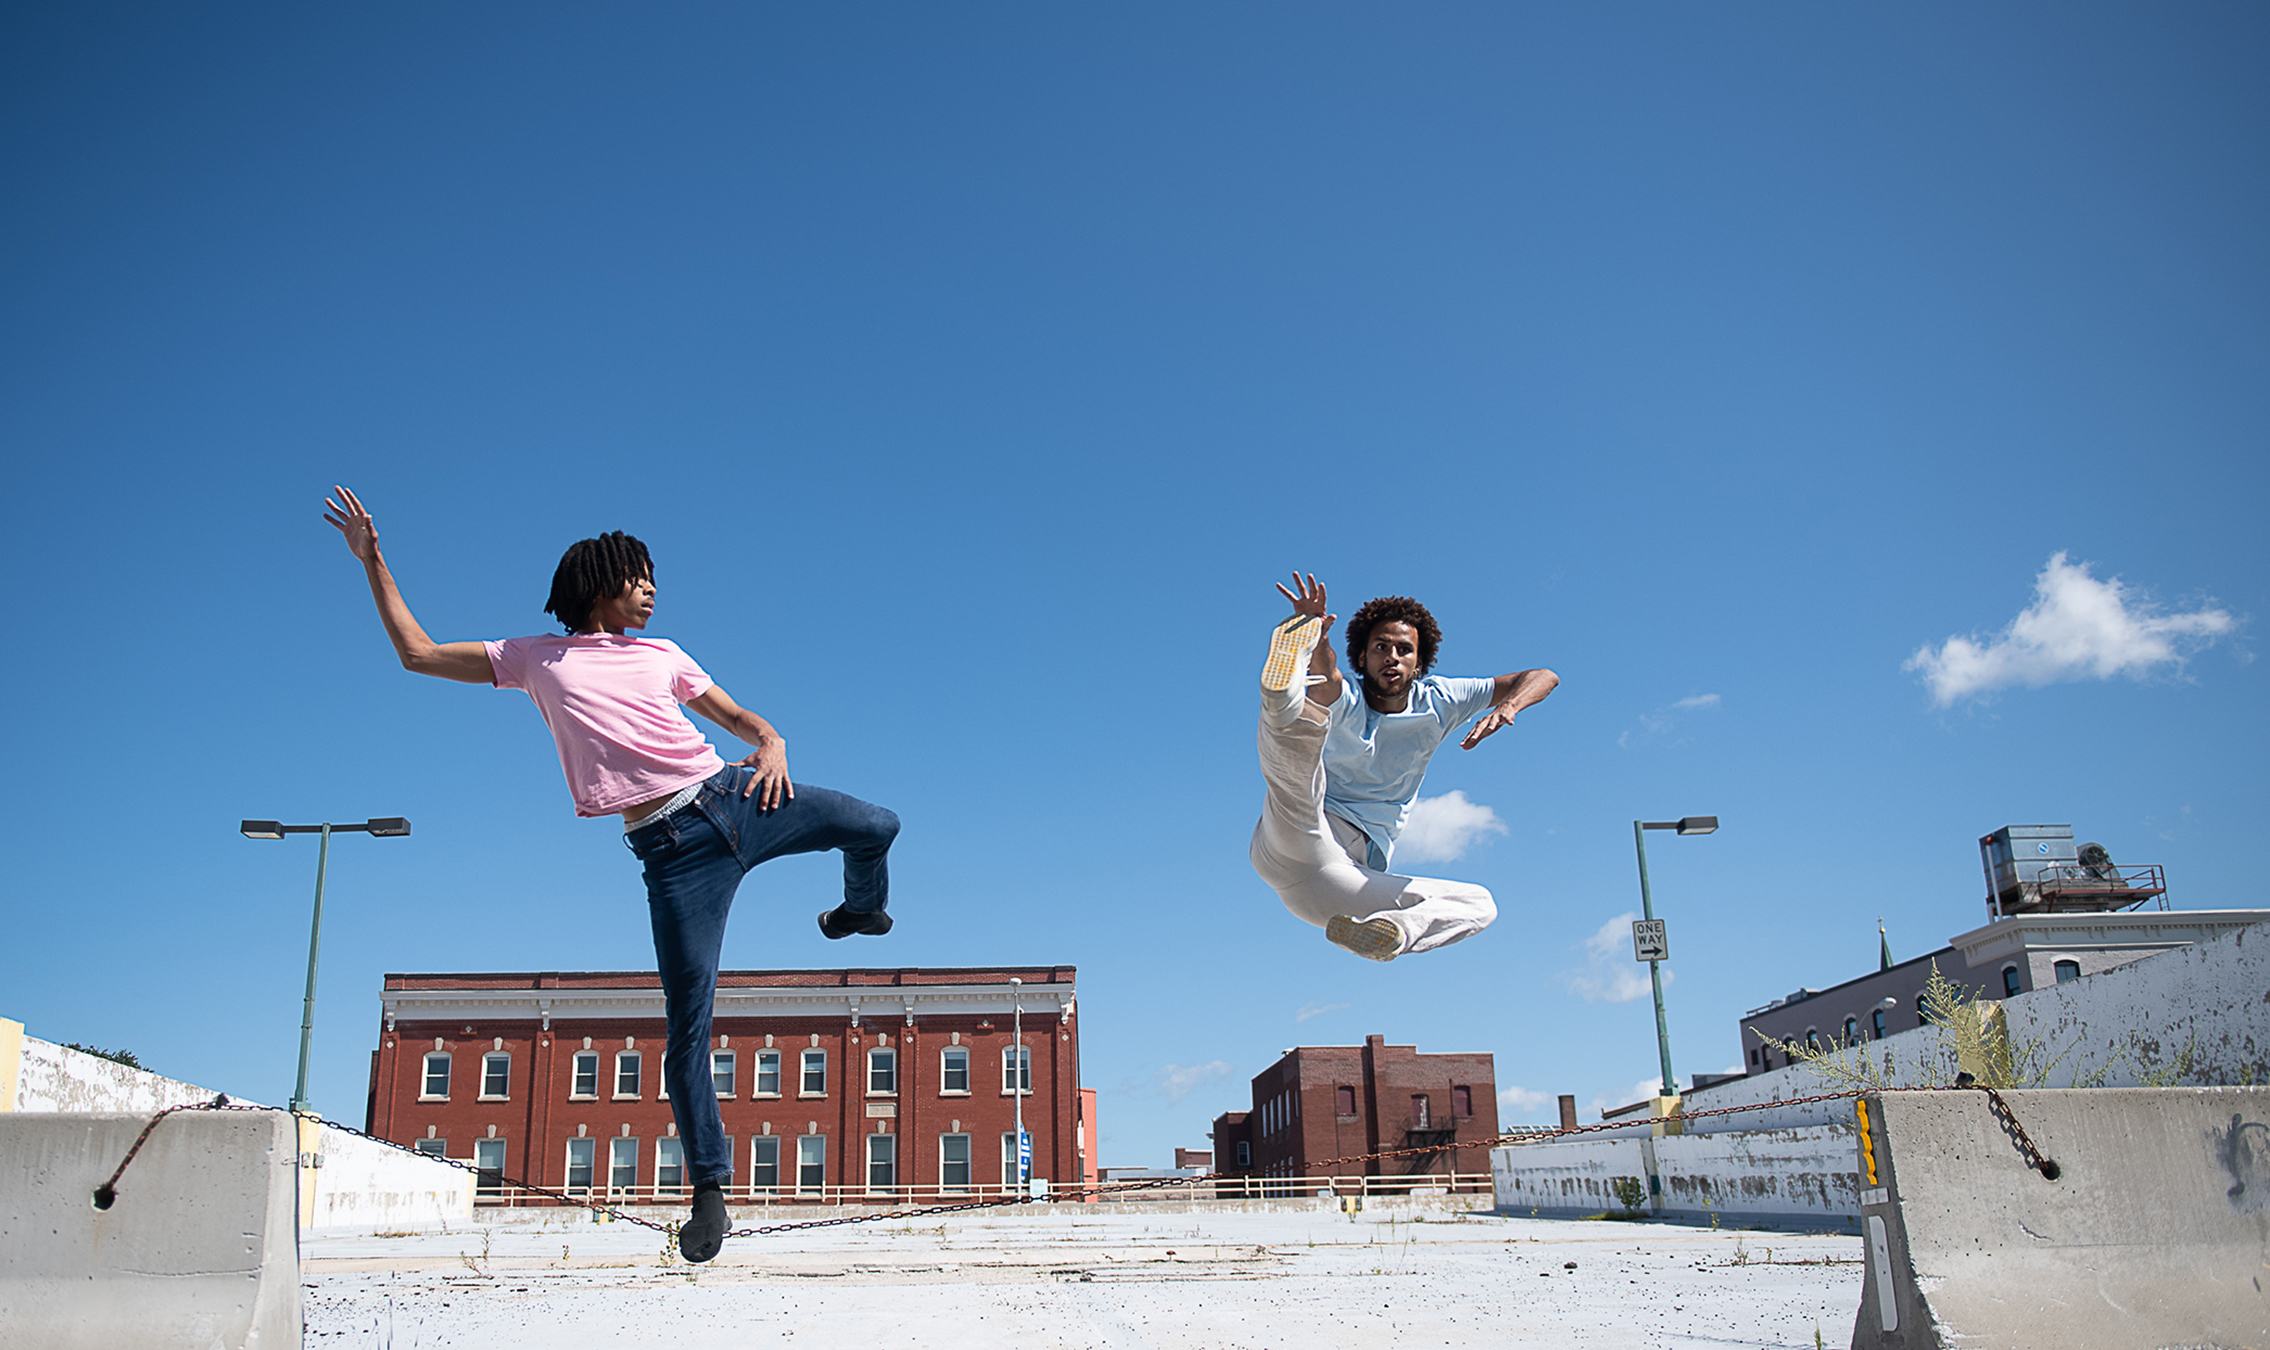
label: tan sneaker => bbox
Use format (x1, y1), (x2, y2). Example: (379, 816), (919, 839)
(1327, 915), (1401, 962)
(1263, 614), (1323, 694)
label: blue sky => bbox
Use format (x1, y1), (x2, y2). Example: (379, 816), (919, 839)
(4, 4), (2264, 1163)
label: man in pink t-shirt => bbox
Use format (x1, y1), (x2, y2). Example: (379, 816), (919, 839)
(326, 486), (899, 1264)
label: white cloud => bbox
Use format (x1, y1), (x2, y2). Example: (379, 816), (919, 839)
(1154, 1060), (1233, 1103)
(1619, 694), (1721, 749)
(1498, 1085), (1554, 1118)
(1907, 552), (2235, 706)
(1396, 791), (1508, 864)
(1294, 1001), (1349, 1024)
(1563, 912), (1665, 1005)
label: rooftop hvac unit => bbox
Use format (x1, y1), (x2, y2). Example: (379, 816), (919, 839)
(1979, 824), (2167, 917)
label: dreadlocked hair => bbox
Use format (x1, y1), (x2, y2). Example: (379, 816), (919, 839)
(1345, 595), (1443, 675)
(543, 531), (654, 633)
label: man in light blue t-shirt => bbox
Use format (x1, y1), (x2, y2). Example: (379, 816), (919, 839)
(1252, 573), (1559, 961)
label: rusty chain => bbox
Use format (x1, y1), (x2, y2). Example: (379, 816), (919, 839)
(94, 1080), (2056, 1240)
(1978, 1084), (2062, 1180)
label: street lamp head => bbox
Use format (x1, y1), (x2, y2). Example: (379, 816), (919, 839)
(1675, 816), (1719, 836)
(1009, 977), (1022, 988)
(240, 820), (286, 840)
(365, 817), (412, 838)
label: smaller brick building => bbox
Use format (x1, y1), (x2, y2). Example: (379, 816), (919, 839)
(1208, 1034), (1496, 1191)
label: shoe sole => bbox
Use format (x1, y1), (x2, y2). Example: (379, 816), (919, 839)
(1262, 616), (1323, 694)
(1327, 915), (1401, 962)
(818, 908), (894, 940)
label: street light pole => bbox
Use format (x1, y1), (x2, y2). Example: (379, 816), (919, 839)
(1632, 816), (1718, 1099)
(1633, 822), (1675, 1097)
(241, 817), (410, 1115)
(1010, 976), (1025, 1195)
(291, 823), (334, 1114)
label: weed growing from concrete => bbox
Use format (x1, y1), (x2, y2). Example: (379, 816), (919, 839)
(457, 1227), (493, 1278)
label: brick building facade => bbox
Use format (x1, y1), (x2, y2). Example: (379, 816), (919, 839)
(1208, 1034), (1496, 1188)
(366, 966), (1085, 1204)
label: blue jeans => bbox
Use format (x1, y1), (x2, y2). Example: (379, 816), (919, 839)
(624, 766), (899, 1187)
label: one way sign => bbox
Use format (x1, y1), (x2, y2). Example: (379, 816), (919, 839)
(1632, 919), (1669, 962)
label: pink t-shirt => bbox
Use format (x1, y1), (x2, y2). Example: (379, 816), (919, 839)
(484, 633), (728, 817)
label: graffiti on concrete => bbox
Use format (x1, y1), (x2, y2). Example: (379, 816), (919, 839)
(2214, 1114), (2270, 1214)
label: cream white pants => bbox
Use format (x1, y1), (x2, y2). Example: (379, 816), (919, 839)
(1248, 691), (1498, 956)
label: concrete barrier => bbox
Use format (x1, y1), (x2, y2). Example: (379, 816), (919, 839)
(1852, 1086), (2270, 1349)
(0, 1111), (300, 1349)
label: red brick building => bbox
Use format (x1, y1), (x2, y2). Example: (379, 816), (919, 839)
(1209, 1034), (1496, 1190)
(367, 966), (1085, 1204)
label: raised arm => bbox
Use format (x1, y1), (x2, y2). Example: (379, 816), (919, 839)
(1274, 571), (1343, 705)
(687, 685), (794, 811)
(1459, 666), (1561, 751)
(324, 485), (496, 684)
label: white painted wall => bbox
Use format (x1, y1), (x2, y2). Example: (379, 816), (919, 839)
(1490, 1135), (1647, 1217)
(308, 1125), (474, 1232)
(1491, 1127), (1856, 1225)
(1651, 1126), (1857, 1223)
(13, 1036), (233, 1114)
(2001, 919), (2270, 1087)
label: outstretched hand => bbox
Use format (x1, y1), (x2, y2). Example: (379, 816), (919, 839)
(1274, 572), (1335, 630)
(324, 485), (378, 562)
(1461, 705), (1517, 751)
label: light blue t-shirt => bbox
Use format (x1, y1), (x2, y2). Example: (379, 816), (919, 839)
(1322, 674), (1500, 870)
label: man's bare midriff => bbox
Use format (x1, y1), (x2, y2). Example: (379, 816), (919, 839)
(620, 792), (675, 824)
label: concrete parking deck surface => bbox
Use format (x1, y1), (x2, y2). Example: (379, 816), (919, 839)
(304, 1206), (1861, 1348)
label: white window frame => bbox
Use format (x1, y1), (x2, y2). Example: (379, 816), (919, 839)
(569, 1051), (599, 1100)
(754, 1049), (782, 1097)
(656, 1137), (686, 1192)
(473, 1138), (505, 1193)
(480, 1051), (511, 1101)
(608, 1137), (638, 1192)
(2053, 958), (2082, 985)
(800, 1048), (827, 1097)
(712, 1049), (738, 1098)
(1001, 1044), (1032, 1096)
(867, 1047), (897, 1096)
(939, 1046), (970, 1095)
(564, 1137), (595, 1193)
(1001, 1131), (1023, 1188)
(420, 1052), (451, 1101)
(939, 1133), (972, 1192)
(866, 1133), (897, 1193)
(614, 1050), (642, 1100)
(796, 1136), (827, 1195)
(413, 1137), (447, 1158)
(750, 1136), (781, 1193)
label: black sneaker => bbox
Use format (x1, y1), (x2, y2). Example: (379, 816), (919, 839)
(818, 905), (894, 940)
(680, 1182), (728, 1263)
